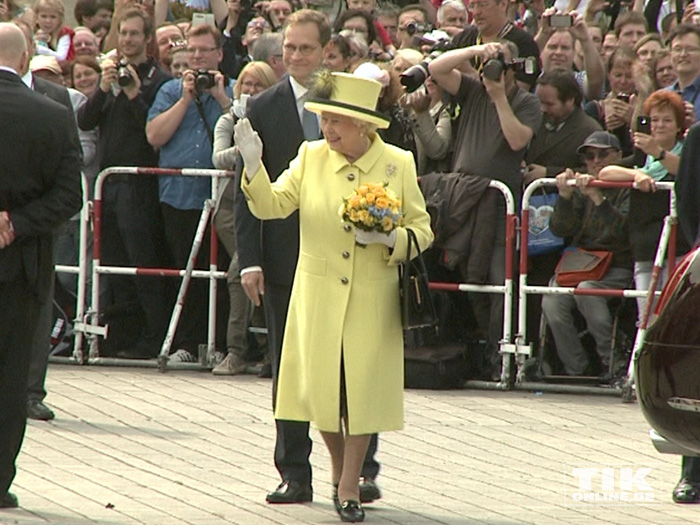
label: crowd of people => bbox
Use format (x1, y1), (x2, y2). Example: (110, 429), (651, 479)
(4, 0), (700, 518)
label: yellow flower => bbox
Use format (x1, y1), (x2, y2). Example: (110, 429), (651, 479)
(375, 197), (389, 209)
(381, 216), (394, 231)
(348, 195), (362, 209)
(357, 186), (368, 196)
(357, 210), (369, 223)
(365, 192), (375, 204)
(349, 209), (359, 222)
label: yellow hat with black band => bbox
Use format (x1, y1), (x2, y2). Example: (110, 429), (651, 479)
(305, 71), (391, 130)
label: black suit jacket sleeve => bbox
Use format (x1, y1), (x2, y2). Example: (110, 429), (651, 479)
(234, 150), (263, 270)
(12, 105), (82, 237)
(234, 79), (305, 284)
(34, 76), (81, 158)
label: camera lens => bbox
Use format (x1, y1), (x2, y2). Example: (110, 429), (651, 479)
(195, 70), (215, 91)
(117, 65), (133, 87)
(482, 58), (504, 81)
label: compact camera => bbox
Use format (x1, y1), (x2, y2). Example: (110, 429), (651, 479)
(549, 14), (573, 28)
(117, 60), (134, 87)
(195, 69), (216, 92)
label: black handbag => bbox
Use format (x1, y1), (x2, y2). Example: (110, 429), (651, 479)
(399, 228), (438, 330)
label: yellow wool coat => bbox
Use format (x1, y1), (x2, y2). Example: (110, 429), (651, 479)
(241, 135), (433, 435)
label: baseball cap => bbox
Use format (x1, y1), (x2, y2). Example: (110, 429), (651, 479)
(30, 55), (62, 76)
(576, 131), (622, 154)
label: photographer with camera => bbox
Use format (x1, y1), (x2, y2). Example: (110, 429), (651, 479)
(536, 8), (606, 101)
(451, 0), (541, 90)
(146, 23), (234, 362)
(428, 40), (542, 379)
(78, 8), (173, 360)
(397, 4), (430, 49)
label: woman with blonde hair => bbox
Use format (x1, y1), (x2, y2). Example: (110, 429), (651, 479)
(33, 0), (74, 63)
(234, 71), (433, 522)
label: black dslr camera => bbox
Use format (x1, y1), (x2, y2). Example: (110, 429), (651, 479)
(195, 69), (216, 92)
(482, 52), (536, 81)
(404, 21), (433, 36)
(117, 60), (134, 87)
(399, 31), (453, 93)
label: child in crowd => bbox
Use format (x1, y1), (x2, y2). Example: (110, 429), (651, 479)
(34, 0), (74, 64)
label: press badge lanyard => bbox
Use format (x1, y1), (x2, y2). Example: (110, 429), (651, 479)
(474, 22), (513, 73)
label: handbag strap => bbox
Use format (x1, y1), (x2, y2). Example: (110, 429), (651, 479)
(403, 228), (430, 277)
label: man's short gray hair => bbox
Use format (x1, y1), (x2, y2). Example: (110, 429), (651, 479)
(437, 0), (467, 25)
(251, 32), (283, 63)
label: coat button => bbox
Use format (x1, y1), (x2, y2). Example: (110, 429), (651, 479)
(347, 173), (355, 181)
(341, 277), (349, 284)
(342, 251), (350, 259)
(344, 224), (352, 232)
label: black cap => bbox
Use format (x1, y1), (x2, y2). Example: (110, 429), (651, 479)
(576, 131), (622, 154)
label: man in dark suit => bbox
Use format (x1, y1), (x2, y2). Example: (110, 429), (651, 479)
(0, 22), (82, 508)
(234, 9), (381, 504)
(14, 19), (83, 423)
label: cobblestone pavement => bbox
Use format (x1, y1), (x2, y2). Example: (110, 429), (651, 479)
(1, 365), (698, 525)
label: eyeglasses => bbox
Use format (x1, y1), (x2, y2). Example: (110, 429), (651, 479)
(671, 46), (700, 55)
(583, 148), (615, 161)
(247, 20), (271, 30)
(241, 79), (265, 89)
(187, 46), (219, 55)
(283, 43), (320, 56)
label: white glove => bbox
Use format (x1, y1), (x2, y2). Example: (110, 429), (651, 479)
(233, 118), (263, 180)
(355, 228), (397, 248)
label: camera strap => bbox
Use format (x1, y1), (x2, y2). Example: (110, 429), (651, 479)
(194, 93), (214, 145)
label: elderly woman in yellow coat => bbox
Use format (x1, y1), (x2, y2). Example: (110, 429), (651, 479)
(235, 71), (433, 523)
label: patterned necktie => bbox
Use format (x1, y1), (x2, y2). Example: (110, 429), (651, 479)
(302, 108), (320, 140)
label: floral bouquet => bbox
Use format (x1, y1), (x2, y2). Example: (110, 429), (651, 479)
(339, 182), (403, 236)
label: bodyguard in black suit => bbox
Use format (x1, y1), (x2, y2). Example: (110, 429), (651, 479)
(0, 23), (82, 508)
(233, 10), (380, 504)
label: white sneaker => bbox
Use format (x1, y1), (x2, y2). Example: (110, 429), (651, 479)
(212, 353), (247, 376)
(169, 349), (197, 363)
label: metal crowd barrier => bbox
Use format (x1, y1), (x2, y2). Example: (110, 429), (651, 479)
(515, 178), (676, 397)
(427, 180), (518, 389)
(58, 167), (234, 372)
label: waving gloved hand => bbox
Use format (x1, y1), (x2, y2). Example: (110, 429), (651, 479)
(233, 118), (263, 180)
(355, 228), (397, 248)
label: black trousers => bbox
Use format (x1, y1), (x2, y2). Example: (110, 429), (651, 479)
(102, 181), (170, 353)
(264, 284), (379, 485)
(0, 279), (41, 494)
(27, 274), (54, 402)
(682, 456), (700, 482)
(161, 204), (212, 352)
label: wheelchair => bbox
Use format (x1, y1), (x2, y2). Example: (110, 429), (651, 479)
(529, 296), (637, 386)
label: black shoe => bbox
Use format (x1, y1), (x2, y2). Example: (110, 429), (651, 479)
(27, 400), (55, 421)
(258, 363), (272, 378)
(332, 484), (342, 513)
(359, 477), (381, 503)
(338, 500), (364, 522)
(265, 480), (313, 504)
(0, 492), (18, 508)
(673, 478), (700, 503)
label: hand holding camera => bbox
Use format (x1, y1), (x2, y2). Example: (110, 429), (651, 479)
(116, 60), (141, 99)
